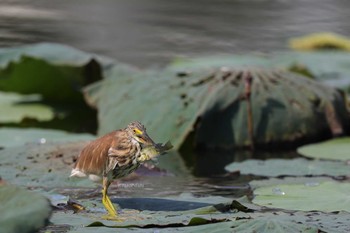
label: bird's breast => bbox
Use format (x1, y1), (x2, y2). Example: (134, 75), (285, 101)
(112, 162), (141, 179)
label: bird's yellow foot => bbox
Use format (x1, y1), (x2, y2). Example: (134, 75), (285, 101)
(101, 214), (127, 221)
(101, 188), (146, 221)
(102, 191), (117, 215)
(101, 199), (126, 221)
(101, 211), (145, 221)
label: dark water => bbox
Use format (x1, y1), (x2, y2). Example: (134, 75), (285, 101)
(1, 0), (350, 67)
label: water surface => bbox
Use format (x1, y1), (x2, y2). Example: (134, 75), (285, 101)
(1, 0), (349, 67)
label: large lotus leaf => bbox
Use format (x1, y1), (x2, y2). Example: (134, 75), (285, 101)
(49, 211), (350, 233)
(0, 143), (96, 188)
(47, 196), (248, 232)
(0, 127), (94, 148)
(269, 52), (350, 91)
(170, 52), (350, 92)
(0, 43), (113, 67)
(251, 177), (350, 212)
(47, 199), (249, 232)
(230, 215), (318, 233)
(46, 194), (350, 233)
(0, 43), (112, 103)
(249, 177), (334, 189)
(0, 91), (54, 123)
(0, 90), (99, 133)
(0, 128), (189, 189)
(194, 69), (349, 147)
(0, 128), (96, 188)
(0, 184), (52, 233)
(230, 210), (350, 233)
(84, 66), (215, 149)
(87, 213), (238, 228)
(297, 137), (350, 161)
(175, 219), (318, 233)
(225, 158), (350, 177)
(85, 65), (349, 149)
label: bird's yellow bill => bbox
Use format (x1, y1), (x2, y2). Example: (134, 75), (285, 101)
(134, 128), (143, 135)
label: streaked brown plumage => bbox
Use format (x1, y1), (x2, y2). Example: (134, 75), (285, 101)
(70, 121), (155, 219)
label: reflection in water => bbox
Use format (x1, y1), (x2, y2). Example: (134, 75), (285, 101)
(184, 148), (300, 176)
(63, 174), (251, 200)
(0, 0), (349, 67)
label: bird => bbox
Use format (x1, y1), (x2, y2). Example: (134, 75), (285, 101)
(70, 121), (156, 219)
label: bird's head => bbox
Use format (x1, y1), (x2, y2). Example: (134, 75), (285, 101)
(126, 121), (155, 146)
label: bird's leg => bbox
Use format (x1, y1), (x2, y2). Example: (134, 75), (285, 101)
(101, 177), (143, 221)
(102, 177), (117, 217)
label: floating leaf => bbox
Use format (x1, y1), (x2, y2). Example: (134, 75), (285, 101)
(84, 66), (212, 150)
(46, 196), (248, 232)
(0, 127), (94, 148)
(0, 127), (190, 190)
(231, 210), (350, 233)
(85, 65), (349, 150)
(0, 43), (111, 103)
(297, 137), (350, 161)
(0, 43), (111, 132)
(0, 91), (54, 123)
(289, 32), (350, 51)
(230, 215), (318, 233)
(225, 158), (350, 177)
(0, 184), (52, 233)
(0, 128), (96, 188)
(249, 177), (333, 189)
(47, 195), (350, 233)
(88, 216), (232, 229)
(0, 142), (96, 188)
(251, 177), (350, 212)
(169, 52), (350, 93)
(83, 197), (246, 229)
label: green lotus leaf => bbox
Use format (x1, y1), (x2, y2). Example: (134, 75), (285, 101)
(225, 158), (350, 177)
(0, 91), (54, 123)
(251, 178), (350, 212)
(84, 67), (210, 150)
(0, 43), (110, 103)
(230, 215), (318, 233)
(297, 137), (350, 161)
(0, 128), (96, 188)
(52, 213), (237, 233)
(85, 64), (349, 150)
(249, 177), (334, 189)
(169, 51), (350, 92)
(88, 215), (234, 229)
(0, 142), (96, 188)
(42, 177), (350, 233)
(47, 195), (350, 233)
(0, 43), (113, 67)
(0, 127), (94, 148)
(46, 195), (248, 232)
(0, 184), (52, 233)
(0, 127), (190, 189)
(231, 210), (350, 233)
(82, 197), (246, 229)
